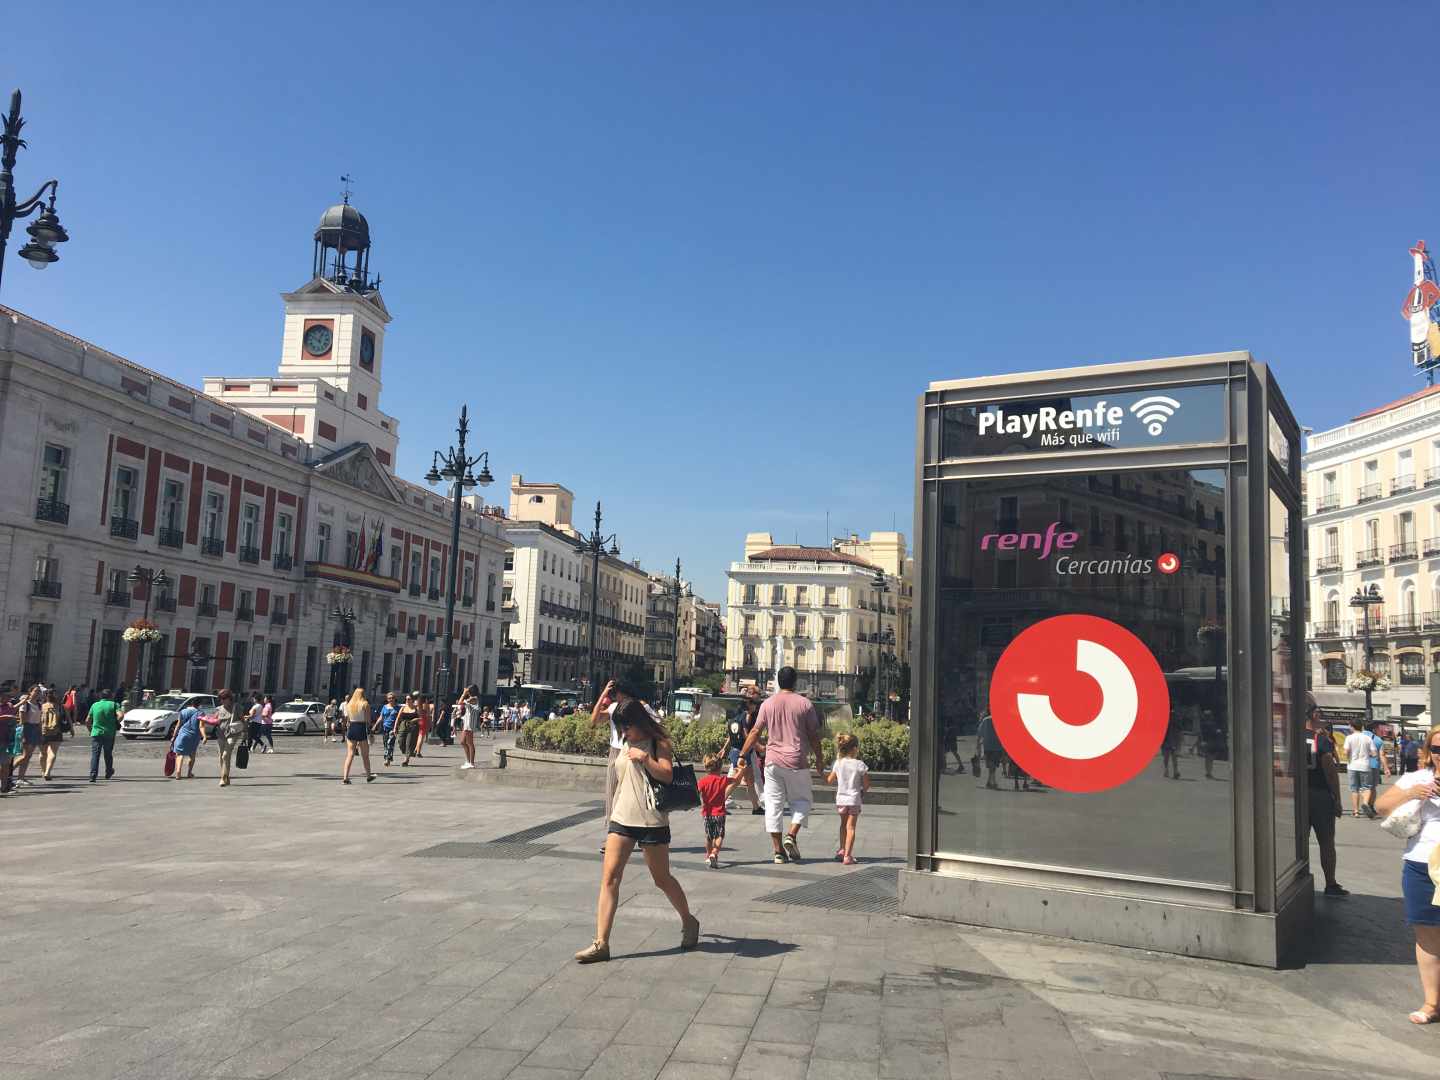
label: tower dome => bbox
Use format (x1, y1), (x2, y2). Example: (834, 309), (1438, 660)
(311, 196), (377, 292)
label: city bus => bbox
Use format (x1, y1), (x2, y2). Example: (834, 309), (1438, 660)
(671, 687), (711, 724)
(501, 683), (580, 716)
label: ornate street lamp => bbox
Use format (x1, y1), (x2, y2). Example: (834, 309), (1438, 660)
(127, 565), (170, 706)
(668, 558), (692, 715)
(1349, 583), (1384, 727)
(871, 568), (890, 718)
(580, 501), (620, 703)
(0, 90), (71, 295)
(328, 604), (357, 701)
(426, 405), (492, 731)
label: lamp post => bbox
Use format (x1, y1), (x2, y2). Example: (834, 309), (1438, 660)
(1350, 583), (1384, 728)
(424, 405), (493, 733)
(580, 501), (620, 704)
(668, 557), (691, 715)
(0, 90), (71, 296)
(127, 565), (170, 707)
(871, 568), (889, 719)
(329, 603), (356, 702)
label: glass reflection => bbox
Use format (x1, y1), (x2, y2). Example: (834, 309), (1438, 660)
(1271, 487), (1300, 880)
(935, 467), (1233, 885)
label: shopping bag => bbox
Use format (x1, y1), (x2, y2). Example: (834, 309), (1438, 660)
(163, 750), (176, 777)
(236, 744), (249, 770)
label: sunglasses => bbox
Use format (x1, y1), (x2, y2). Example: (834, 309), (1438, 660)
(1429, 744), (1440, 754)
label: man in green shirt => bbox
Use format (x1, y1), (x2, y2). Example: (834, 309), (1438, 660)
(87, 687), (121, 783)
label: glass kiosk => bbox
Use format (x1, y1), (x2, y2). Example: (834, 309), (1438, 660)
(902, 352), (1307, 967)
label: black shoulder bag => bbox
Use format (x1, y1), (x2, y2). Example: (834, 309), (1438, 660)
(648, 739), (700, 813)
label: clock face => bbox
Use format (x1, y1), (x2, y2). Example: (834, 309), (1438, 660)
(359, 334), (375, 366)
(303, 325), (333, 356)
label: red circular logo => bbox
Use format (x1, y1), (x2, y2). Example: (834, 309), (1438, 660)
(988, 615), (1169, 793)
(1156, 552), (1180, 574)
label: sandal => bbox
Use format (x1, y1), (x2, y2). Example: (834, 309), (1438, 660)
(1410, 1006), (1440, 1025)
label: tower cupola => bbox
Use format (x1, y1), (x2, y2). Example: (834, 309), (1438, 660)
(312, 192), (378, 292)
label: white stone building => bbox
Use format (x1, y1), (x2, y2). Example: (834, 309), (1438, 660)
(0, 200), (511, 701)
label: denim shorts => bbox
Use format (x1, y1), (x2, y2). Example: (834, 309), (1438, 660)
(1347, 770), (1373, 792)
(1404, 859), (1440, 926)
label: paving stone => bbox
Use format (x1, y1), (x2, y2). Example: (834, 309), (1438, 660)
(670, 1022), (751, 1066)
(520, 1028), (616, 1072)
(766, 980), (828, 1011)
(699, 993), (766, 1027)
(209, 1034), (335, 1078)
(509, 1069), (584, 1080)
(750, 1008), (822, 1046)
(806, 1061), (879, 1080)
(580, 1043), (671, 1080)
(429, 1047), (526, 1080)
(657, 1064), (736, 1080)
(371, 1029), (474, 1073)
(473, 1007), (571, 1053)
(812, 1022), (881, 1062)
(878, 1042), (947, 1079)
(611, 1010), (692, 1049)
(733, 1040), (811, 1080)
(878, 1008), (944, 1047)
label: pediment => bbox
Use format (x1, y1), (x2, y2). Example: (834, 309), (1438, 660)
(313, 443), (404, 503)
(285, 277), (391, 319)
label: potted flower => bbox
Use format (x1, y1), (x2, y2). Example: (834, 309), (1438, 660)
(1346, 670), (1391, 692)
(121, 618), (162, 644)
(326, 645), (353, 666)
(1196, 622), (1224, 645)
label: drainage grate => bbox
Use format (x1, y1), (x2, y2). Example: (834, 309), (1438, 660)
(409, 841), (555, 860)
(490, 804), (606, 845)
(754, 866), (899, 914)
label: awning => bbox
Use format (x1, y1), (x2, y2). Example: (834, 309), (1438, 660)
(1313, 688), (1367, 711)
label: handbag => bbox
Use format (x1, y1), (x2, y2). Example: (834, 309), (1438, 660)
(644, 739), (700, 813)
(970, 754), (980, 777)
(236, 744), (249, 770)
(1381, 797), (1426, 839)
(163, 749), (176, 777)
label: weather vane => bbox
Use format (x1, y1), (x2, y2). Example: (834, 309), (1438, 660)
(340, 173), (355, 205)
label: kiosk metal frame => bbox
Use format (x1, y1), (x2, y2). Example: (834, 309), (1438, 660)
(902, 352), (1308, 967)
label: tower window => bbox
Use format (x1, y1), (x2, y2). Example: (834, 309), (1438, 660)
(357, 393), (368, 411)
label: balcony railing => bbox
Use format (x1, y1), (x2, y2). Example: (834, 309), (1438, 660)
(200, 536), (224, 557)
(1391, 542), (1419, 562)
(1314, 554), (1342, 574)
(1311, 621), (1343, 638)
(1357, 483), (1383, 503)
(1428, 466), (1440, 488)
(273, 553), (293, 571)
(406, 628), (418, 639)
(1393, 475), (1418, 497)
(158, 526), (183, 549)
(461, 594), (474, 608)
(1426, 537), (1440, 558)
(236, 606), (254, 622)
(428, 588), (441, 601)
(385, 624), (397, 638)
(408, 583), (422, 597)
(34, 497), (69, 525)
(154, 595), (176, 613)
(31, 579), (61, 599)
(1355, 548), (1384, 569)
(1425, 611), (1440, 631)
(105, 589), (130, 607)
(426, 629), (437, 641)
(197, 601), (218, 618)
(486, 600), (496, 612)
(110, 517), (139, 540)
(238, 545), (260, 565)
(270, 610), (288, 625)
(1314, 493), (1341, 512)
(1390, 613), (1421, 634)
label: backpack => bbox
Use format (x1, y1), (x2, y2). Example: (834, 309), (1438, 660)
(40, 704), (60, 738)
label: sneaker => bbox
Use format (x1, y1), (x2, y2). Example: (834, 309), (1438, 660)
(575, 940), (610, 964)
(366, 774), (376, 783)
(1323, 883), (1350, 897)
(342, 778), (351, 785)
(842, 856), (858, 866)
(707, 855), (718, 869)
(460, 762), (475, 770)
(681, 915), (700, 949)
(773, 852), (789, 864)
(782, 835), (801, 862)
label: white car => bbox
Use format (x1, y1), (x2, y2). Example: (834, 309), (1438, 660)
(120, 693), (218, 740)
(271, 700), (327, 735)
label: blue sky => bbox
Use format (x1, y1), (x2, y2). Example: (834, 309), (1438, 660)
(5, 5), (1431, 601)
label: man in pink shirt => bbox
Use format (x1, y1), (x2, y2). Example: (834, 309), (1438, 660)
(738, 667), (825, 863)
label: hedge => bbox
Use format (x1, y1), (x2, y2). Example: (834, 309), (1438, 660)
(517, 713), (911, 772)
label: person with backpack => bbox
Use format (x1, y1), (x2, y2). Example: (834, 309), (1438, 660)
(323, 698), (339, 742)
(11, 685), (42, 787)
(38, 688), (63, 780)
(62, 685), (78, 738)
(721, 689), (762, 814)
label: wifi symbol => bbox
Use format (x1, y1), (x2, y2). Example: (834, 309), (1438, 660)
(1130, 396), (1180, 437)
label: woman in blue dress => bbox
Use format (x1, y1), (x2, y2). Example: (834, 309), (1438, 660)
(171, 705), (202, 780)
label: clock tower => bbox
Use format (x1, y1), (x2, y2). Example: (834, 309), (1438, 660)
(206, 198), (401, 469)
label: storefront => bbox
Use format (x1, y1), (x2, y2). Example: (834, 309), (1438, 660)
(901, 352), (1308, 967)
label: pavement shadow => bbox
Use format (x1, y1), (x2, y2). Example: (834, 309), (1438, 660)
(1308, 891), (1413, 966)
(622, 934), (799, 961)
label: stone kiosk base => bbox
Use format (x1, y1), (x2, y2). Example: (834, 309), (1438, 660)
(898, 864), (1315, 968)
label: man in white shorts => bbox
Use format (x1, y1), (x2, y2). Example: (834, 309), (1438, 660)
(738, 666), (825, 864)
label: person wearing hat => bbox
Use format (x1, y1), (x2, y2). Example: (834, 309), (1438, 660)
(1305, 692), (1348, 897)
(590, 678), (651, 850)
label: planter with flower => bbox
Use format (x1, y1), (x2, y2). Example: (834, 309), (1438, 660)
(1346, 670), (1391, 692)
(121, 618), (163, 644)
(326, 645), (353, 666)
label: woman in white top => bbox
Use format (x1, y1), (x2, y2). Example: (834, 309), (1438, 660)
(1375, 724), (1440, 1024)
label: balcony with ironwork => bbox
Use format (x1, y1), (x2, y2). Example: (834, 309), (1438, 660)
(238, 545), (260, 565)
(34, 497), (69, 525)
(110, 517), (138, 541)
(1426, 537), (1440, 558)
(236, 605), (254, 622)
(1355, 548), (1384, 569)
(105, 589), (130, 607)
(1391, 541), (1419, 563)
(1314, 493), (1341, 513)
(200, 536), (224, 558)
(1313, 553), (1342, 574)
(486, 600), (496, 612)
(408, 582), (422, 597)
(461, 594), (474, 608)
(428, 588), (441, 602)
(273, 553), (293, 571)
(1393, 475), (1419, 497)
(1357, 483), (1383, 504)
(270, 610), (288, 626)
(1390, 612), (1421, 634)
(154, 595), (176, 613)
(1428, 467), (1440, 488)
(426, 628), (437, 642)
(406, 627), (418, 640)
(1425, 611), (1440, 631)
(197, 601), (218, 618)
(1310, 620), (1344, 639)
(158, 526), (183, 549)
(31, 579), (61, 600)
(385, 623), (397, 638)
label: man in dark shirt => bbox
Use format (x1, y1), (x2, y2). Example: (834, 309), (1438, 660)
(1306, 692), (1348, 897)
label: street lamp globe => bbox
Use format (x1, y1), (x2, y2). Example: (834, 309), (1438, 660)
(424, 466), (442, 485)
(475, 464), (494, 486)
(19, 241), (56, 269)
(26, 207), (68, 248)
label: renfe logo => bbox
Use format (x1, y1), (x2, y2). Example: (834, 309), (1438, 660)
(977, 401), (1124, 439)
(989, 614), (1169, 793)
(979, 521), (1079, 559)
